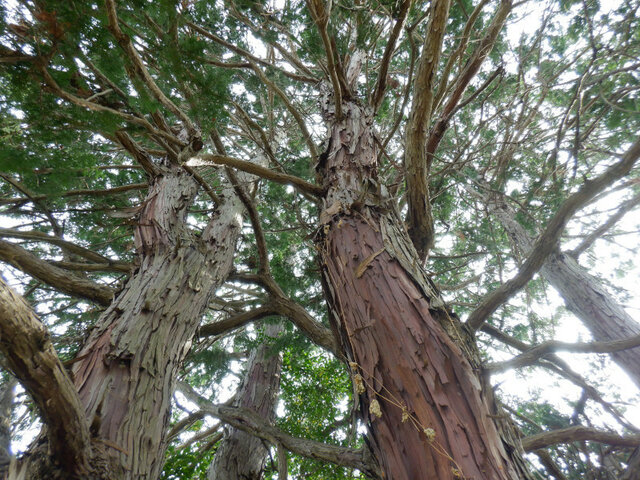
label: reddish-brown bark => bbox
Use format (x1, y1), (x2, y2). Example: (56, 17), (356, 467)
(316, 92), (529, 479)
(64, 164), (244, 479)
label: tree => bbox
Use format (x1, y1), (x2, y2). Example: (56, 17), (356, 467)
(1, 0), (640, 479)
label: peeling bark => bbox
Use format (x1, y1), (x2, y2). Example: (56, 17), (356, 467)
(10, 162), (247, 479)
(66, 165), (243, 479)
(0, 278), (98, 479)
(316, 91), (531, 479)
(207, 322), (284, 480)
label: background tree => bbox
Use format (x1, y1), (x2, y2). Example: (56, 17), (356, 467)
(1, 0), (640, 479)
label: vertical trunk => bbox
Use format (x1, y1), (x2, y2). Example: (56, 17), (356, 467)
(316, 95), (529, 479)
(207, 322), (284, 480)
(0, 376), (15, 475)
(58, 165), (244, 479)
(490, 199), (640, 387)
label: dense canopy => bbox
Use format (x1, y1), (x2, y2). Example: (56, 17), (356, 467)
(0, 0), (639, 479)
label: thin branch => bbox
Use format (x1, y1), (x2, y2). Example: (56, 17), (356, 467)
(40, 67), (184, 147)
(190, 154), (324, 198)
(522, 427), (640, 452)
(0, 240), (115, 307)
(104, 0), (196, 133)
(0, 172), (62, 235)
(481, 324), (637, 431)
(426, 0), (513, 163)
(182, 164), (222, 205)
(245, 59), (319, 162)
(0, 278), (93, 476)
(486, 334), (640, 374)
(467, 136), (640, 330)
(0, 182), (148, 206)
(187, 23), (318, 84)
(371, 0), (412, 112)
(570, 191), (640, 258)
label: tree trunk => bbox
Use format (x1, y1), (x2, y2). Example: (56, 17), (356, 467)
(0, 376), (15, 475)
(17, 164), (245, 479)
(489, 198), (640, 387)
(207, 322), (284, 480)
(316, 91), (530, 479)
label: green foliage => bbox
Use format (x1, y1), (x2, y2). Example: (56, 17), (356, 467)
(1, 0), (640, 478)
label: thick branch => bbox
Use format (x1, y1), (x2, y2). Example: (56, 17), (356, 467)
(426, 0), (512, 158)
(270, 294), (341, 358)
(178, 382), (380, 478)
(114, 130), (159, 176)
(0, 240), (115, 306)
(0, 228), (115, 265)
(306, 0), (343, 118)
(0, 277), (92, 477)
(190, 154), (324, 197)
(199, 305), (277, 338)
(49, 260), (132, 273)
(467, 136), (640, 330)
(522, 426), (640, 452)
(403, 0), (452, 260)
(533, 450), (568, 480)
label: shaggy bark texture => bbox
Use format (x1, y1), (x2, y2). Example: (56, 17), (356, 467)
(69, 166), (244, 479)
(316, 87), (530, 479)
